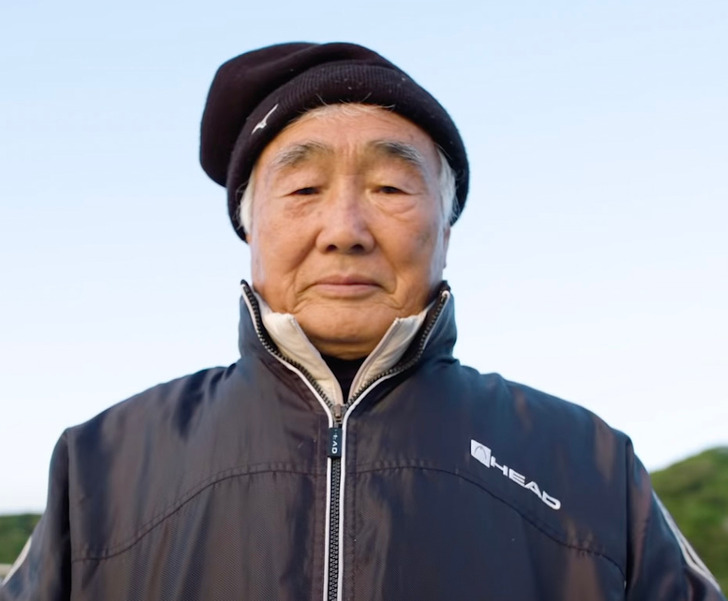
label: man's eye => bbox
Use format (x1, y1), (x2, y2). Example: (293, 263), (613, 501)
(377, 186), (404, 194)
(292, 187), (319, 195)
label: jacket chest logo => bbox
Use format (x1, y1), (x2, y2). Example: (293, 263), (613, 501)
(471, 439), (561, 510)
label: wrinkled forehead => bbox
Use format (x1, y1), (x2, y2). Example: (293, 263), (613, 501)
(279, 139), (427, 167)
(258, 103), (441, 173)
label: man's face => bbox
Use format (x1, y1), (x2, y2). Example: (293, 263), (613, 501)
(247, 105), (450, 359)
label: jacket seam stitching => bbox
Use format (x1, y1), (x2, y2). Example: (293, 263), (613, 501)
(354, 463), (626, 579)
(71, 464), (316, 562)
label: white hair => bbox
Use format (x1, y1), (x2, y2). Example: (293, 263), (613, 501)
(237, 105), (457, 235)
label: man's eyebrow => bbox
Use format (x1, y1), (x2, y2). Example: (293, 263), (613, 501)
(368, 140), (428, 171)
(270, 141), (332, 171)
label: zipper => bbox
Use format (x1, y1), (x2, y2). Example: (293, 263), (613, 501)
(327, 404), (343, 601)
(241, 283), (450, 601)
(327, 289), (449, 600)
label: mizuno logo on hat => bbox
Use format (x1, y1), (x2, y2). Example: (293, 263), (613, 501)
(252, 104), (279, 134)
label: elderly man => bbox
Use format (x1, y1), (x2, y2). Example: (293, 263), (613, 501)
(1, 43), (724, 601)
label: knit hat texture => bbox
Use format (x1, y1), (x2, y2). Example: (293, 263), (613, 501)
(200, 42), (469, 240)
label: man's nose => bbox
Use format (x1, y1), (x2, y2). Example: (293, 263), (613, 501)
(315, 183), (375, 254)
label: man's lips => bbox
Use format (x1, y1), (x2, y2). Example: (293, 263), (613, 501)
(310, 276), (381, 296)
(315, 275), (379, 286)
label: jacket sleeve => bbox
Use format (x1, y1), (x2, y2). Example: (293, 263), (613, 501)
(0, 433), (72, 601)
(625, 441), (725, 600)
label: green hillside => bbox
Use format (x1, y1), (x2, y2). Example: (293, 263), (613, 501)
(651, 446), (728, 593)
(1, 447), (726, 593)
(0, 513), (40, 564)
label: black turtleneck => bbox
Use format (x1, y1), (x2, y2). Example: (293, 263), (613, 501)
(321, 354), (366, 401)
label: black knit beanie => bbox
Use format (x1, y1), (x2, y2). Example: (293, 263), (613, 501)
(200, 42), (469, 241)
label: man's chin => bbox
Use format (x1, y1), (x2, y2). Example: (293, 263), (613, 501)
(297, 308), (395, 359)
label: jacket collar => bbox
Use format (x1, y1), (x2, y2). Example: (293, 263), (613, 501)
(238, 280), (457, 405)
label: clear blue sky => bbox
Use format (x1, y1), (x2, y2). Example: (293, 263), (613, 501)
(1, 0), (726, 512)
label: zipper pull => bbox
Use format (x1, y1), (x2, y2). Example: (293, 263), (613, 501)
(328, 426), (342, 458)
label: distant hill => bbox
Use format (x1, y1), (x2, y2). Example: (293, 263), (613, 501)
(651, 446), (728, 593)
(0, 513), (39, 565)
(1, 447), (726, 592)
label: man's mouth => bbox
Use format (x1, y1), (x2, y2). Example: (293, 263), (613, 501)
(311, 276), (380, 297)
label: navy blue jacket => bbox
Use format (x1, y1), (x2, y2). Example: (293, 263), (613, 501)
(2, 286), (724, 600)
